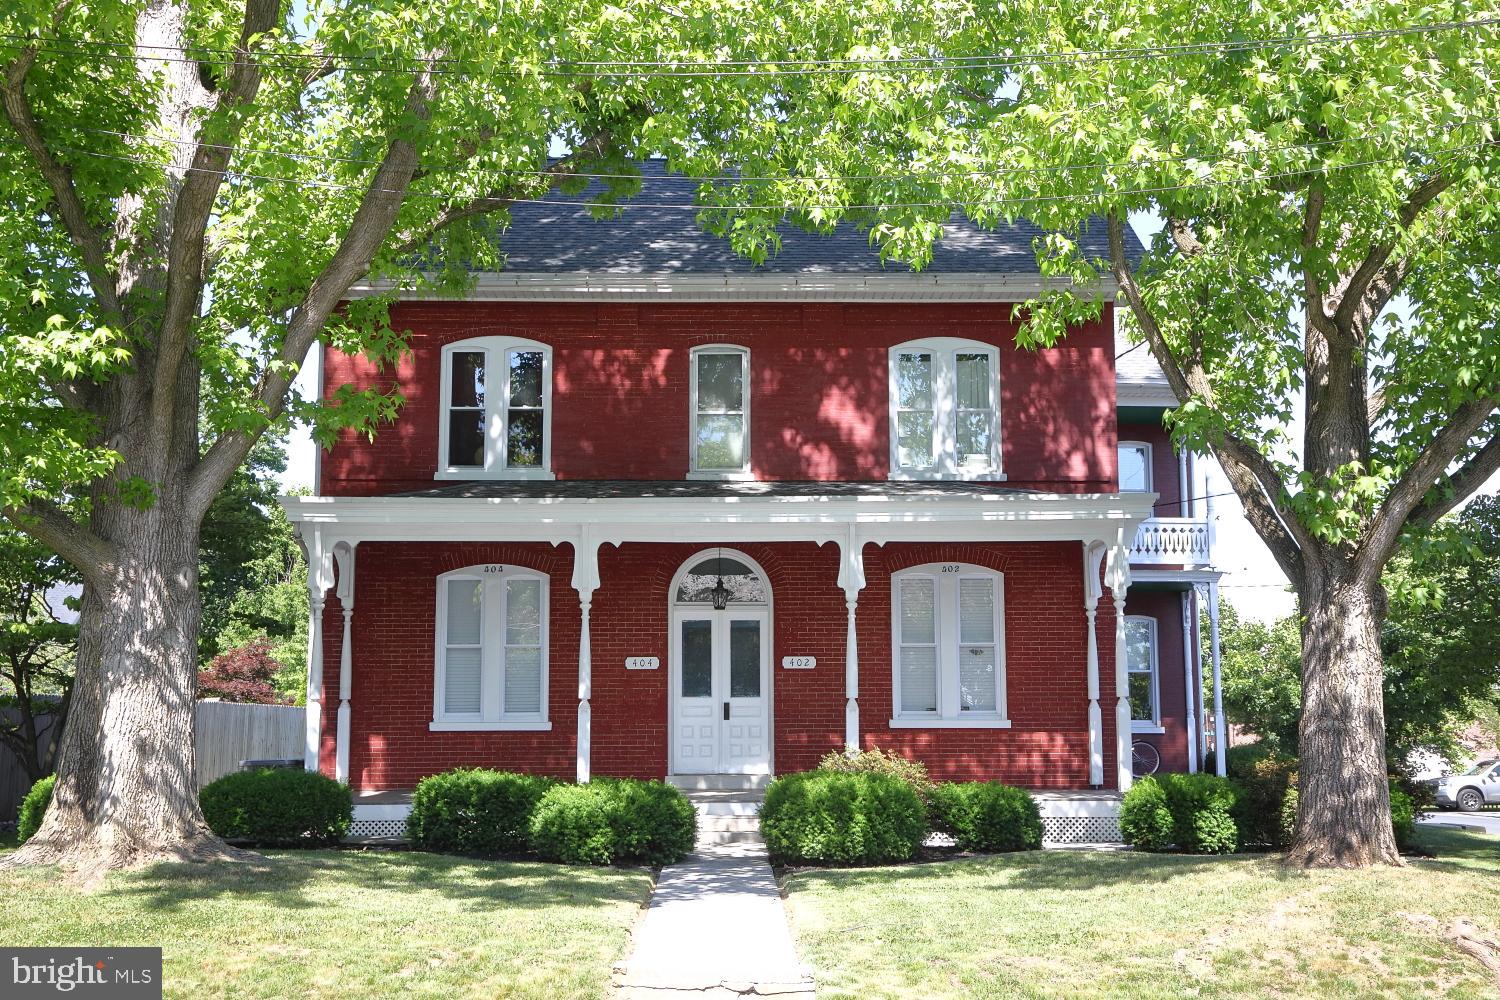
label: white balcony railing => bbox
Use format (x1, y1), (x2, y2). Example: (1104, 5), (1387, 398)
(1130, 516), (1214, 566)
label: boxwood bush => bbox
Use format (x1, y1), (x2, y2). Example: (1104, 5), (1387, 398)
(927, 781), (1042, 852)
(407, 768), (557, 855)
(528, 779), (695, 866)
(1161, 773), (1240, 854)
(759, 770), (925, 865)
(200, 768), (352, 847)
(1119, 775), (1175, 851)
(18, 774), (54, 843)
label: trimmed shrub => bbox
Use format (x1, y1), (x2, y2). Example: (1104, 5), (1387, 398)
(760, 771), (926, 865)
(528, 779), (696, 866)
(815, 747), (937, 802)
(200, 768), (352, 847)
(1389, 781), (1417, 850)
(407, 768), (557, 855)
(1160, 773), (1240, 854)
(1120, 776), (1175, 851)
(1230, 753), (1298, 848)
(1224, 743), (1276, 777)
(18, 774), (54, 843)
(927, 781), (1042, 852)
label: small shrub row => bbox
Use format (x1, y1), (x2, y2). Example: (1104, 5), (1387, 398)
(1124, 755), (1424, 853)
(406, 769), (696, 866)
(761, 751), (1042, 865)
(200, 768), (353, 846)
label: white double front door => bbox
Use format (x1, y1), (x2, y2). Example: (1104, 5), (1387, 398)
(671, 611), (770, 774)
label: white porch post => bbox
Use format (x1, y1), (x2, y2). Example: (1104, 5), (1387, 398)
(1083, 542), (1107, 786)
(333, 542), (357, 783)
(1106, 535), (1133, 791)
(837, 525), (867, 752)
(1209, 577), (1226, 776)
(572, 529), (601, 784)
(1181, 590), (1198, 773)
(301, 528), (335, 773)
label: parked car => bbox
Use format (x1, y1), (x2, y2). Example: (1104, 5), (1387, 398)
(1426, 759), (1500, 811)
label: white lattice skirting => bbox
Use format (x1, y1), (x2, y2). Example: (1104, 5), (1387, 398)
(349, 803), (412, 840)
(1036, 795), (1123, 845)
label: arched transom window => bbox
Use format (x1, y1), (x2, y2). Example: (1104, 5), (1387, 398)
(888, 338), (1003, 480)
(438, 336), (554, 480)
(674, 554), (769, 605)
(890, 562), (1008, 727)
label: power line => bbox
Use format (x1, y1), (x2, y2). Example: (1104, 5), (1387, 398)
(5, 133), (1487, 215)
(60, 119), (1489, 186)
(0, 16), (1494, 80)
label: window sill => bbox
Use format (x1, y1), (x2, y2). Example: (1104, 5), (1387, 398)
(887, 470), (1008, 482)
(686, 470), (755, 481)
(429, 721), (553, 732)
(1131, 723), (1166, 734)
(434, 469), (556, 481)
(887, 717), (1012, 729)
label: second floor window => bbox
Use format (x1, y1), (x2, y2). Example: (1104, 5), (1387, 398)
(690, 345), (750, 477)
(439, 336), (553, 479)
(1118, 441), (1153, 492)
(889, 339), (1002, 479)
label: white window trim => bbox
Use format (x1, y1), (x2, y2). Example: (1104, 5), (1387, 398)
(432, 564), (550, 730)
(436, 336), (555, 481)
(888, 338), (1005, 481)
(889, 562), (1008, 727)
(1118, 440), (1154, 493)
(688, 344), (753, 480)
(1126, 614), (1161, 732)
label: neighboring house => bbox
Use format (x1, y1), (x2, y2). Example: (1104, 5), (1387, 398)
(280, 162), (1225, 840)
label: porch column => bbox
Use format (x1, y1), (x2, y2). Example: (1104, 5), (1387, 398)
(1106, 535), (1133, 792)
(837, 525), (867, 752)
(1209, 577), (1226, 776)
(572, 529), (601, 784)
(300, 528), (335, 773)
(1082, 542), (1107, 786)
(1181, 590), (1198, 773)
(333, 542), (357, 783)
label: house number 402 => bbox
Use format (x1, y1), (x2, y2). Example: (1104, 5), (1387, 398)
(940, 564), (961, 573)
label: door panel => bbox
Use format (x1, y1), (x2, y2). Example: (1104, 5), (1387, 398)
(672, 612), (770, 775)
(675, 618), (717, 772)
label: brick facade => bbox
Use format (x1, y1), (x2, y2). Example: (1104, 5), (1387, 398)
(321, 538), (1154, 791)
(319, 301), (1121, 495)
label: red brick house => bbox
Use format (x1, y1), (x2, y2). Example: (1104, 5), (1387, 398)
(281, 164), (1226, 842)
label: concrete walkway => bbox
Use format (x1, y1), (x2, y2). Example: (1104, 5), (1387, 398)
(616, 842), (814, 999)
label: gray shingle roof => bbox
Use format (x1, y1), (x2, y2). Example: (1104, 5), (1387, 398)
(482, 160), (1142, 276)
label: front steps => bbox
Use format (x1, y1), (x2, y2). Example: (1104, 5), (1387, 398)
(669, 774), (767, 847)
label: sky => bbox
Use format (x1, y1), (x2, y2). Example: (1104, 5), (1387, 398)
(274, 212), (1497, 625)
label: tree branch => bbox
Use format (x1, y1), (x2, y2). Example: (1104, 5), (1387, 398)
(1300, 179), (1338, 339)
(1359, 396), (1500, 581)
(1406, 430), (1500, 534)
(187, 55), (446, 519)
(1331, 171), (1454, 332)
(149, 0), (281, 449)
(2, 501), (118, 586)
(0, 13), (123, 321)
(1106, 213), (1308, 581)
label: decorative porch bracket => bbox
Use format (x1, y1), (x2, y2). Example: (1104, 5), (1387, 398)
(836, 524), (867, 753)
(333, 541), (358, 783)
(300, 526), (336, 773)
(1082, 541), (1108, 786)
(571, 528), (601, 783)
(1105, 531), (1133, 792)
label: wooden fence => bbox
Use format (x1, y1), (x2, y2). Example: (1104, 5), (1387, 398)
(0, 700), (304, 822)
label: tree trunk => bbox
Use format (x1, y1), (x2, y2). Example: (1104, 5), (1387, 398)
(1, 497), (249, 875)
(1287, 568), (1401, 867)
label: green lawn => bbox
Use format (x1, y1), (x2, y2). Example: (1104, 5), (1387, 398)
(784, 828), (1500, 999)
(0, 848), (651, 999)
